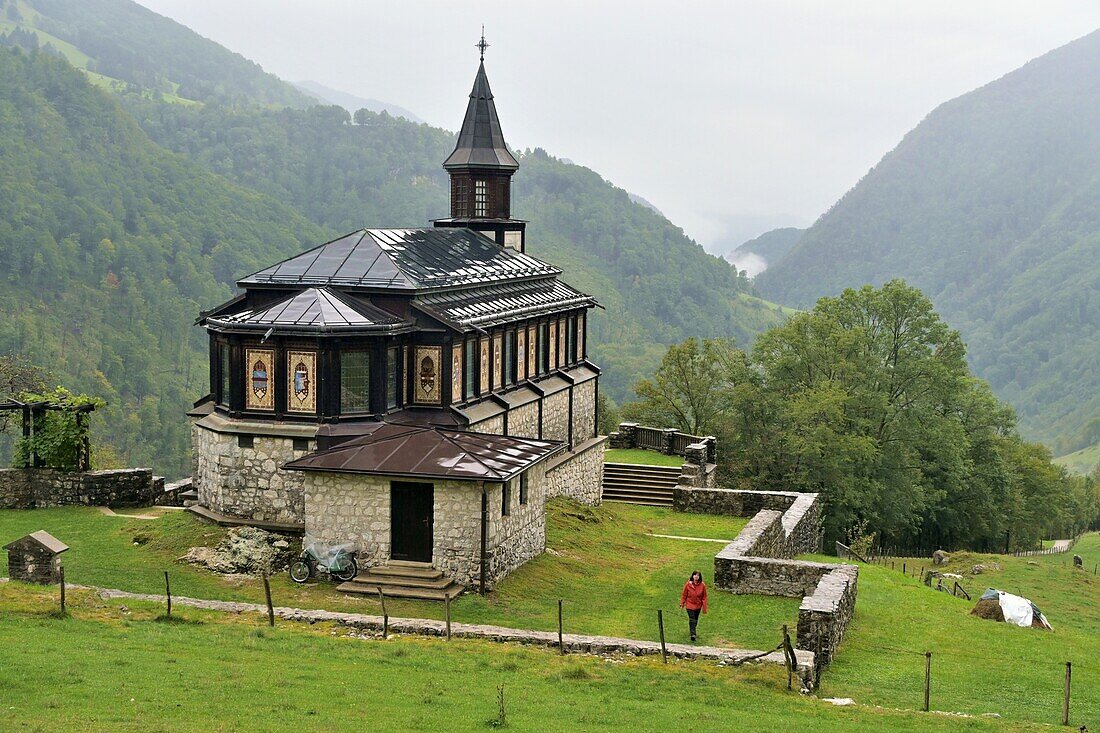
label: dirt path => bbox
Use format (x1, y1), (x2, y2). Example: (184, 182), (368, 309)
(96, 506), (180, 520)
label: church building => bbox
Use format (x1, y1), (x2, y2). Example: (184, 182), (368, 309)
(188, 39), (605, 596)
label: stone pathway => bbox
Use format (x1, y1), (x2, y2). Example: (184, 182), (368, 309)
(647, 533), (733, 544)
(68, 583), (815, 683)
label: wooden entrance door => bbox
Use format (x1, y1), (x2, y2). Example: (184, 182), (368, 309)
(390, 482), (434, 563)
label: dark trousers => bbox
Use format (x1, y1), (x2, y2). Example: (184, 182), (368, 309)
(686, 608), (701, 637)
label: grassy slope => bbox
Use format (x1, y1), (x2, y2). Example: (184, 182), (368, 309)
(1054, 441), (1100, 475)
(0, 586), (1025, 733)
(818, 534), (1100, 725)
(0, 501), (791, 650)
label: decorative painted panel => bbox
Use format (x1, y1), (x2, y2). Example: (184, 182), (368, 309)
(517, 328), (527, 381)
(245, 348), (275, 411)
(286, 351), (317, 413)
(549, 321), (558, 370)
(527, 325), (537, 377)
(414, 346), (442, 405)
(492, 333), (503, 390)
(557, 318), (566, 368)
(480, 338), (490, 395)
(451, 345), (463, 404)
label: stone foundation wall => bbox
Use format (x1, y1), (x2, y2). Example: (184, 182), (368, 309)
(571, 380), (597, 444)
(0, 467), (162, 509)
(541, 390), (570, 444)
(484, 462), (548, 589)
(544, 437), (606, 505)
(507, 402), (540, 439)
(469, 414), (505, 436)
(192, 424), (308, 525)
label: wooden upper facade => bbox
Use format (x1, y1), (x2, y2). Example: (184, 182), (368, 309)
(196, 58), (597, 429)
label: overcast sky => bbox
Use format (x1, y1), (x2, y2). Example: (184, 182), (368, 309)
(138, 1), (1100, 253)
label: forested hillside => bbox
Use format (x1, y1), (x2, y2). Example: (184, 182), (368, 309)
(756, 30), (1100, 455)
(0, 0), (312, 106)
(0, 47), (324, 474)
(124, 100), (787, 398)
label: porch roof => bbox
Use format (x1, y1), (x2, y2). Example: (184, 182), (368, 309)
(283, 423), (563, 482)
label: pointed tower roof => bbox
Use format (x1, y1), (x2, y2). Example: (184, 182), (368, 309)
(443, 50), (520, 171)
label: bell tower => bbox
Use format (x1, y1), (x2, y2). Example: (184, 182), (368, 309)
(434, 31), (527, 252)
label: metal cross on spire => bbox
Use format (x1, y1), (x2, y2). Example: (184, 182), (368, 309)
(477, 27), (489, 61)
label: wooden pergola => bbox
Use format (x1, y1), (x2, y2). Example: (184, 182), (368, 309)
(0, 398), (99, 471)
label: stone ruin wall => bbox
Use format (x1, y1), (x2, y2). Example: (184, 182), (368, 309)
(192, 424), (308, 525)
(0, 467), (162, 510)
(675, 486), (857, 676)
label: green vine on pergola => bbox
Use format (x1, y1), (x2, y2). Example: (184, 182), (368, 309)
(1, 387), (105, 471)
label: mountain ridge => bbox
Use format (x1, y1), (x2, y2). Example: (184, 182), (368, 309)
(756, 29), (1100, 452)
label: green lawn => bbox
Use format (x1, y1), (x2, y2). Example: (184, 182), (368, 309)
(0, 501), (787, 649)
(818, 534), (1100, 726)
(0, 584), (1034, 732)
(604, 448), (684, 467)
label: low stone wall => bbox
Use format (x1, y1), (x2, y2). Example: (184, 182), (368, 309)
(544, 436), (606, 505)
(797, 565), (858, 668)
(0, 468), (163, 509)
(678, 485), (856, 680)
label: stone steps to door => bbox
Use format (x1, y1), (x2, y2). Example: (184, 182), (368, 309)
(337, 562), (464, 601)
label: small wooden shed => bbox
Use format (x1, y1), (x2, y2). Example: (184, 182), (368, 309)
(3, 530), (69, 584)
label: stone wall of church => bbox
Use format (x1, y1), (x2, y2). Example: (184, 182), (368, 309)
(507, 402), (540, 439)
(301, 464), (550, 589)
(544, 436), (606, 505)
(541, 391), (570, 444)
(192, 424), (308, 525)
(468, 415), (505, 436)
(571, 380), (597, 444)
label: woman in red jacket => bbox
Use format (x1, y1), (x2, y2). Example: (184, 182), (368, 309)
(679, 570), (708, 642)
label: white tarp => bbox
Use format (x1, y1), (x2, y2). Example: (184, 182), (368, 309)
(998, 591), (1034, 628)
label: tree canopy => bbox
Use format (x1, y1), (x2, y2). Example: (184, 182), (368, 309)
(626, 281), (1099, 549)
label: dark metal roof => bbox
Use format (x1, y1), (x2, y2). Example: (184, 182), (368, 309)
(239, 229), (558, 291)
(3, 530), (69, 554)
(414, 279), (597, 329)
(443, 61), (520, 171)
(283, 423), (563, 482)
(205, 287), (412, 334)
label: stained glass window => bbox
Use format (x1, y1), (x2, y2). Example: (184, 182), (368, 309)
(219, 344), (230, 405)
(504, 331), (516, 386)
(464, 339), (477, 400)
(341, 350), (370, 413)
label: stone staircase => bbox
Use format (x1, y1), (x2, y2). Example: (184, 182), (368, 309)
(601, 462), (681, 506)
(337, 560), (464, 601)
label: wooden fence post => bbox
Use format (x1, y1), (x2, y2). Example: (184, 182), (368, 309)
(262, 574), (274, 627)
(445, 594), (452, 641)
(164, 571), (172, 618)
(1062, 661), (1071, 726)
(377, 586), (388, 638)
(657, 610), (668, 664)
(923, 652), (931, 712)
(558, 599), (564, 655)
(59, 564), (66, 614)
(782, 624), (792, 690)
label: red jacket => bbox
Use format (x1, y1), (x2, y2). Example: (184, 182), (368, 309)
(680, 580), (708, 613)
